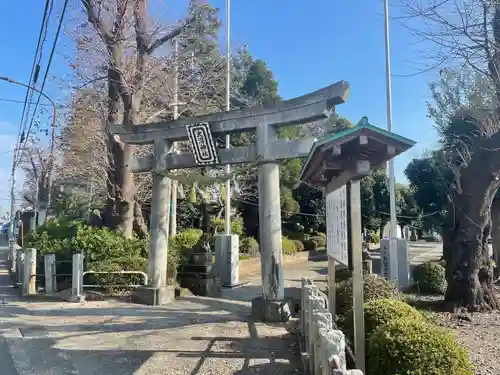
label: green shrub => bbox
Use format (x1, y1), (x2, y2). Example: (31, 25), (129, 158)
(413, 261), (447, 294)
(240, 236), (259, 256)
(292, 239), (305, 252)
(367, 318), (473, 375)
(335, 267), (352, 282)
(169, 228), (203, 266)
(24, 219), (169, 285)
(212, 217), (244, 236)
(310, 235), (326, 248)
(86, 256), (149, 288)
(282, 237), (297, 255)
(336, 274), (400, 315)
(370, 231), (380, 244)
(335, 266), (373, 283)
(343, 298), (424, 341)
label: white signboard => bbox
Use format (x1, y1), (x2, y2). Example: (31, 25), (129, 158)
(186, 122), (219, 165)
(326, 185), (348, 266)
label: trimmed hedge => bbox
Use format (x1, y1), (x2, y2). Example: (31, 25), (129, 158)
(367, 318), (473, 375)
(342, 298), (424, 341)
(335, 274), (400, 315)
(413, 261), (447, 294)
(282, 237), (298, 255)
(292, 239), (305, 252)
(169, 228), (203, 267)
(240, 236), (259, 256)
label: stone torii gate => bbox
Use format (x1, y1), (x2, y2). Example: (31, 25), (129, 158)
(110, 80), (350, 320)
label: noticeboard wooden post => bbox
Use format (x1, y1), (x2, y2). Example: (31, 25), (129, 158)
(299, 117), (416, 373)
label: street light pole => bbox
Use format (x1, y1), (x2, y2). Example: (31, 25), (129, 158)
(0, 76), (57, 236)
(224, 0), (232, 235)
(383, 1), (399, 259)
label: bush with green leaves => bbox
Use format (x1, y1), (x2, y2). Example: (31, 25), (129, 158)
(413, 261), (447, 294)
(169, 228), (203, 266)
(366, 318), (473, 375)
(240, 236), (259, 256)
(24, 218), (172, 286)
(310, 235), (326, 248)
(342, 298), (425, 341)
(292, 239), (305, 252)
(335, 274), (400, 315)
(212, 217), (244, 236)
(282, 237), (297, 255)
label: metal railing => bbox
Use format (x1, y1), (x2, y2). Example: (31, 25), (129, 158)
(82, 270), (148, 288)
(13, 251), (149, 302)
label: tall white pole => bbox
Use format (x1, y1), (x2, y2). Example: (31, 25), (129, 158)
(170, 38), (179, 237)
(224, 0), (231, 235)
(384, 1), (399, 240)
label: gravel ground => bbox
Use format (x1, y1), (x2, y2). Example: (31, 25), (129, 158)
(405, 293), (500, 375)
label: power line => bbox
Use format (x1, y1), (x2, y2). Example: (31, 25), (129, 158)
(15, 0), (53, 152)
(0, 97), (52, 106)
(20, 0), (68, 161)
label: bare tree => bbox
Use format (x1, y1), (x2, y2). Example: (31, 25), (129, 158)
(65, 0), (225, 237)
(55, 0), (228, 237)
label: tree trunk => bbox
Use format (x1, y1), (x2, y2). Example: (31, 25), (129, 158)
(444, 162), (500, 311)
(114, 142), (136, 237)
(133, 201), (149, 239)
(491, 198), (500, 279)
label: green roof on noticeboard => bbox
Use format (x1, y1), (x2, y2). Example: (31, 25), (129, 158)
(300, 116), (416, 180)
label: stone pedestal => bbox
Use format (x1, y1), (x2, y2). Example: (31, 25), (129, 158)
(397, 238), (410, 289)
(178, 246), (221, 297)
(132, 285), (175, 306)
(251, 296), (292, 323)
(380, 238), (409, 290)
(214, 234), (240, 287)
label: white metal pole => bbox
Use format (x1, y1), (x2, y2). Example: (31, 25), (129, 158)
(170, 38), (179, 237)
(224, 0), (231, 235)
(384, 0), (398, 240)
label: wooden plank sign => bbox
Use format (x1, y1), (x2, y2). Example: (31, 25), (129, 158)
(186, 122), (219, 165)
(326, 185), (348, 266)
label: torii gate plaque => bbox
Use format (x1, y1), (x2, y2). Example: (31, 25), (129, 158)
(110, 81), (350, 321)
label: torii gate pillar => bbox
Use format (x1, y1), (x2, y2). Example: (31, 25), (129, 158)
(251, 125), (287, 322)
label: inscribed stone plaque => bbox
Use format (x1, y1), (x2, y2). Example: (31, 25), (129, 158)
(186, 122), (219, 165)
(326, 185), (348, 266)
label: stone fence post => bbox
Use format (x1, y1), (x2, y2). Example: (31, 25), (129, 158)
(300, 278), (365, 375)
(71, 253), (84, 302)
(22, 248), (37, 296)
(15, 246), (24, 286)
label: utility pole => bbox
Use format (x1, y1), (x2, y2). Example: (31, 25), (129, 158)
(224, 0), (232, 234)
(33, 174), (40, 228)
(170, 39), (180, 237)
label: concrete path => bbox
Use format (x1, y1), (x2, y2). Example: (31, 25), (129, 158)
(0, 244), (303, 375)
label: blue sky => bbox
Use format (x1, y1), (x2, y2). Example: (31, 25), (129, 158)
(0, 0), (440, 215)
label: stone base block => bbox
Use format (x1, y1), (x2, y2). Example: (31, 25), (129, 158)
(251, 296), (292, 322)
(132, 286), (175, 306)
